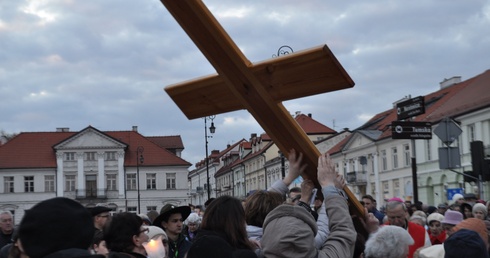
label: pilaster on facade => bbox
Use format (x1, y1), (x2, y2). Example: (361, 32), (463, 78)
(56, 152), (64, 197)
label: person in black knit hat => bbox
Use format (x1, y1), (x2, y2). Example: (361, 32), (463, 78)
(18, 197), (104, 258)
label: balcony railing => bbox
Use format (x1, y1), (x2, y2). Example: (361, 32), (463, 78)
(346, 171), (367, 185)
(75, 188), (108, 199)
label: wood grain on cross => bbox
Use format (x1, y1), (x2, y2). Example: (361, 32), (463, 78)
(160, 0), (364, 217)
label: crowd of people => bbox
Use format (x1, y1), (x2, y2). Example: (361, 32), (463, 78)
(0, 149), (488, 258)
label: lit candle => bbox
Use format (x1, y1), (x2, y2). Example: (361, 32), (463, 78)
(143, 236), (166, 258)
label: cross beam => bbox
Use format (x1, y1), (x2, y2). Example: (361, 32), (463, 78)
(160, 0), (364, 218)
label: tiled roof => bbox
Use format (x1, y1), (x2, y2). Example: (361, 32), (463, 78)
(0, 132), (75, 169)
(0, 128), (191, 169)
(147, 136), (184, 149)
(295, 113), (336, 134)
(427, 70), (490, 121)
(328, 69), (490, 154)
(105, 131), (190, 167)
(259, 113), (336, 140)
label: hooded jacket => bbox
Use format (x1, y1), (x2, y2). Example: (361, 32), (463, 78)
(260, 187), (356, 258)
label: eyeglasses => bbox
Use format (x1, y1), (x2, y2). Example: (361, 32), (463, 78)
(139, 228), (149, 234)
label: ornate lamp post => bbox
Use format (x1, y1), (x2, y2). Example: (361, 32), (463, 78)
(136, 146), (144, 214)
(204, 115), (216, 201)
(272, 45), (294, 57)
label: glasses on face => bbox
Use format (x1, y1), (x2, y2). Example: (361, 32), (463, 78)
(139, 228), (150, 235)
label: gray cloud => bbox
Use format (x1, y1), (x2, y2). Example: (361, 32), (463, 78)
(1, 0), (489, 168)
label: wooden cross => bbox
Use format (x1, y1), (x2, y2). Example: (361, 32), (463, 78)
(160, 0), (364, 218)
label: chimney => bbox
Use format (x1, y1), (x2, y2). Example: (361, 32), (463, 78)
(440, 76), (461, 89)
(56, 127), (69, 132)
(250, 133), (257, 139)
(308, 113), (312, 118)
(132, 126), (138, 132)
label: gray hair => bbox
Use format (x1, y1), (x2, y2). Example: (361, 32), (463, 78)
(385, 201), (407, 212)
(364, 225), (414, 258)
(0, 210), (13, 218)
(185, 212), (201, 225)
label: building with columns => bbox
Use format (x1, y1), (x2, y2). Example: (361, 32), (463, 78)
(0, 126), (191, 225)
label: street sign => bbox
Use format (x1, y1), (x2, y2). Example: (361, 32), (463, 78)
(391, 121), (432, 140)
(396, 96), (425, 120)
(439, 147), (461, 169)
(447, 188), (463, 201)
(434, 117), (462, 145)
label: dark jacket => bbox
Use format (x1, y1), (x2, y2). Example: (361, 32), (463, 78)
(190, 230), (256, 258)
(169, 233), (192, 258)
(42, 248), (105, 258)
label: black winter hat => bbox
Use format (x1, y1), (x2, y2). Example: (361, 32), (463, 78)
(18, 197), (94, 258)
(444, 229), (489, 258)
(87, 206), (112, 216)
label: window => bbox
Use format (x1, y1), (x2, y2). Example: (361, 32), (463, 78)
(127, 174), (136, 190)
(371, 183), (375, 195)
(85, 152), (96, 161)
(166, 173), (176, 189)
(468, 124), (475, 143)
(392, 147), (398, 169)
(106, 152), (117, 161)
(381, 150), (387, 171)
(426, 140), (432, 161)
(147, 206), (157, 212)
(394, 179), (400, 197)
(106, 174), (117, 191)
(404, 144), (411, 167)
(4, 177), (14, 193)
(383, 181), (389, 194)
(24, 176), (34, 192)
(65, 152), (76, 161)
(65, 175), (76, 191)
(147, 173), (156, 190)
(45, 175), (55, 192)
(127, 207), (137, 213)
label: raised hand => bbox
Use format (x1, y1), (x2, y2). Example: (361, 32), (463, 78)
(284, 149), (307, 185)
(317, 153), (337, 187)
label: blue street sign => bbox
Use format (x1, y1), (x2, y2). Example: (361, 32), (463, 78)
(447, 188), (463, 201)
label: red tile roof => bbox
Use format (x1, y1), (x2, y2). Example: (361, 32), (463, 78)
(295, 113), (336, 134)
(147, 136), (184, 149)
(0, 127), (191, 169)
(328, 69), (490, 154)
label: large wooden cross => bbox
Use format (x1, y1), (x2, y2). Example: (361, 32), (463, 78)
(160, 0), (364, 218)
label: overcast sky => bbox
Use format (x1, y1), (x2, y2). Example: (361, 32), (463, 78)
(1, 0), (489, 168)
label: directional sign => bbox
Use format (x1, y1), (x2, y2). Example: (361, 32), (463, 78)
(392, 121), (432, 140)
(396, 96), (425, 120)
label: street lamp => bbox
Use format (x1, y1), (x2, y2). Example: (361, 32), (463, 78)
(136, 146), (144, 214)
(204, 115), (216, 201)
(272, 45), (294, 58)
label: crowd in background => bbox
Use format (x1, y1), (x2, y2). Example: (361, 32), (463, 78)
(0, 149), (488, 258)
